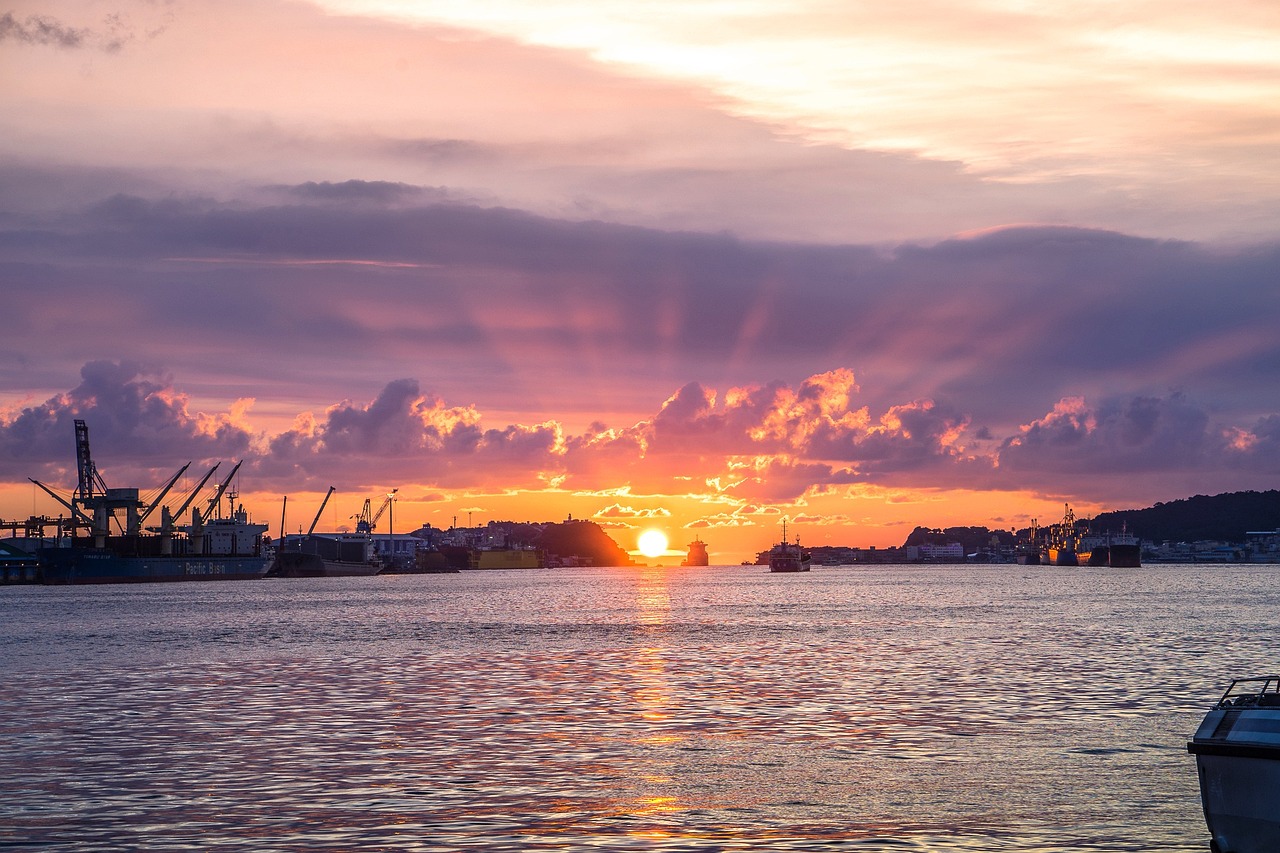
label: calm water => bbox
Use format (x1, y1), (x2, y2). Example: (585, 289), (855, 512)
(3, 563), (1278, 851)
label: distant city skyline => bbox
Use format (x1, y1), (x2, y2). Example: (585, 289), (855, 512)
(3, 0), (1278, 563)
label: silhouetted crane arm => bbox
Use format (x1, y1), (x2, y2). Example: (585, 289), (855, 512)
(308, 486), (335, 535)
(138, 462), (192, 525)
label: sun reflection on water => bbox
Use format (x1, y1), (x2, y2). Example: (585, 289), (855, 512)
(0, 564), (1234, 850)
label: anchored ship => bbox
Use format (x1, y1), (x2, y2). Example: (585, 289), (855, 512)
(681, 536), (709, 567)
(30, 420), (271, 584)
(1102, 525), (1141, 567)
(768, 521), (811, 573)
(269, 487), (382, 577)
(1041, 504), (1080, 566)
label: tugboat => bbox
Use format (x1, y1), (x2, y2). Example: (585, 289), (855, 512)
(768, 521), (811, 573)
(681, 536), (709, 567)
(1187, 675), (1280, 852)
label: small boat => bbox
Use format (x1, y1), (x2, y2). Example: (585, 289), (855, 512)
(768, 521), (811, 573)
(1187, 675), (1280, 852)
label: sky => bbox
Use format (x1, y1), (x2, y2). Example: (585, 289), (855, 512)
(2, 0), (1279, 562)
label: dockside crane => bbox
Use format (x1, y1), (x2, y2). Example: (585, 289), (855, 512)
(355, 489), (397, 534)
(202, 460), (244, 520)
(74, 418), (108, 501)
(160, 463), (221, 532)
(138, 462), (193, 526)
(372, 489), (397, 531)
(308, 486), (336, 535)
(30, 419), (190, 541)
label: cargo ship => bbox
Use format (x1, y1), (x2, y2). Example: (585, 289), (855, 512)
(768, 521), (811, 573)
(270, 533), (383, 577)
(1187, 675), (1280, 852)
(1103, 525), (1141, 567)
(1040, 504), (1080, 566)
(30, 420), (271, 584)
(267, 487), (383, 577)
(681, 536), (709, 567)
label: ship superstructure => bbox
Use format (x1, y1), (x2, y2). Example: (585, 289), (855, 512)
(768, 521), (811, 573)
(681, 536), (710, 567)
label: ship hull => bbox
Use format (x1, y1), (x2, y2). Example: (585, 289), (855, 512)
(1043, 547), (1078, 566)
(268, 551), (382, 578)
(1189, 703), (1280, 853)
(1107, 543), (1141, 567)
(769, 553), (811, 572)
(38, 547), (270, 584)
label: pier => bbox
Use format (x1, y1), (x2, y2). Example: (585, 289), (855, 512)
(0, 516), (72, 584)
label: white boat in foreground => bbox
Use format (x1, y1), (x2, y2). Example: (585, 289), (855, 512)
(1187, 675), (1280, 853)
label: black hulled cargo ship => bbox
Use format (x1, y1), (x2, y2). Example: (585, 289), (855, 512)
(768, 521), (811, 572)
(31, 421), (271, 584)
(267, 487), (382, 577)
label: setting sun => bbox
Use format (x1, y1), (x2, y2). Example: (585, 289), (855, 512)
(637, 529), (669, 559)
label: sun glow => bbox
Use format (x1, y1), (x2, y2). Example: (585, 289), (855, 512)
(637, 529), (669, 559)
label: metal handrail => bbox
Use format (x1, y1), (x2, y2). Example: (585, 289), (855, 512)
(1215, 675), (1280, 708)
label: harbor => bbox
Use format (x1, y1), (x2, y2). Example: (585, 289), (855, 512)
(4, 560), (1271, 850)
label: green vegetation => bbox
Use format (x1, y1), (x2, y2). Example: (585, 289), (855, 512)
(1089, 490), (1280, 543)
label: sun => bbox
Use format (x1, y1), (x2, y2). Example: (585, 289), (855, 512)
(637, 529), (669, 559)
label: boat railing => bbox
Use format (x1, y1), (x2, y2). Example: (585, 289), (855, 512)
(1213, 675), (1280, 709)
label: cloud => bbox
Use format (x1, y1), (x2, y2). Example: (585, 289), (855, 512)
(269, 180), (449, 206)
(0, 5), (169, 53)
(3, 188), (1279, 466)
(0, 13), (92, 49)
(0, 360), (257, 484)
(999, 393), (1213, 474)
(594, 504), (672, 519)
(4, 351), (1280, 519)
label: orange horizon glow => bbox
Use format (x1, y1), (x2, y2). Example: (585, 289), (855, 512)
(0, 476), (1109, 566)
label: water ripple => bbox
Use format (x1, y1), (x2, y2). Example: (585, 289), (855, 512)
(2, 563), (1263, 850)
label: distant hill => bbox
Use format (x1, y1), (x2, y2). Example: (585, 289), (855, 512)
(409, 518), (636, 566)
(903, 526), (1015, 553)
(535, 519), (636, 566)
(1088, 490), (1280, 543)
(896, 491), (1280, 550)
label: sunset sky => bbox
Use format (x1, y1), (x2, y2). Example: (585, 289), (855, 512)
(3, 0), (1279, 562)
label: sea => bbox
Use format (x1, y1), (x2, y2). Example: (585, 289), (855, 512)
(2, 562), (1277, 852)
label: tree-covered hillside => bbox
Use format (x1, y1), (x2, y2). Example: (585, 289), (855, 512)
(1089, 491), (1280, 543)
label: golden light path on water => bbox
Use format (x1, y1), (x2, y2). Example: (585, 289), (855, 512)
(4, 563), (1277, 850)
